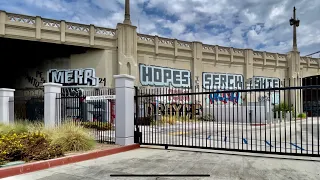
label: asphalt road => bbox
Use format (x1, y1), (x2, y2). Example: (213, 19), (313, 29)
(93, 117), (320, 155)
(4, 147), (320, 180)
(137, 118), (320, 155)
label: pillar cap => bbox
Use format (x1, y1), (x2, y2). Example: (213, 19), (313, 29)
(114, 74), (135, 80)
(43, 83), (63, 87)
(0, 88), (15, 92)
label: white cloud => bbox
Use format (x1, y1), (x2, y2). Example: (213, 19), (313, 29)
(0, 0), (319, 56)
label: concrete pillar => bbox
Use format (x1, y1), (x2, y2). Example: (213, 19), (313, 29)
(35, 16), (41, 40)
(116, 23), (138, 85)
(0, 11), (6, 36)
(44, 83), (62, 127)
(287, 50), (302, 114)
(0, 88), (15, 124)
(114, 74), (135, 145)
(245, 49), (254, 106)
(191, 42), (202, 117)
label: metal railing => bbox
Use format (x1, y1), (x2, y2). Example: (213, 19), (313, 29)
(134, 79), (320, 157)
(55, 87), (116, 144)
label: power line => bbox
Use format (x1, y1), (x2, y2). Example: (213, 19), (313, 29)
(305, 51), (320, 57)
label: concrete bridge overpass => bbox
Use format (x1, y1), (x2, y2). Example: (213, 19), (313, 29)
(1, 10), (319, 89)
(0, 9), (320, 116)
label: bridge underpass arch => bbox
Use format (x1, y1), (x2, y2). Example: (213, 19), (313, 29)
(0, 37), (98, 121)
(302, 75), (320, 117)
(0, 37), (93, 89)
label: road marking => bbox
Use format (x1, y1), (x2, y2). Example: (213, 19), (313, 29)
(243, 138), (248, 144)
(290, 143), (305, 150)
(265, 141), (273, 147)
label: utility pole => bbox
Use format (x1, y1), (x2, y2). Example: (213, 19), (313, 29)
(289, 7), (300, 51)
(123, 0), (132, 25)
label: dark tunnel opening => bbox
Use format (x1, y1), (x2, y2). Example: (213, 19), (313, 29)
(0, 37), (90, 89)
(302, 76), (320, 117)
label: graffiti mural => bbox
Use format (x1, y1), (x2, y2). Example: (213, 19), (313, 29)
(24, 71), (46, 88)
(143, 102), (202, 118)
(139, 64), (191, 88)
(155, 88), (191, 104)
(246, 76), (280, 89)
(47, 68), (99, 87)
(208, 90), (243, 105)
(202, 72), (244, 90)
(202, 72), (245, 105)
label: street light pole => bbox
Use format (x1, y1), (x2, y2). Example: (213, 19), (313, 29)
(290, 7), (300, 51)
(123, 0), (132, 25)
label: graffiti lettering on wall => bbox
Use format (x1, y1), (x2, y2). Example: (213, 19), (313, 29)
(139, 64), (191, 88)
(202, 72), (244, 90)
(61, 87), (84, 97)
(202, 72), (244, 105)
(25, 71), (46, 87)
(99, 78), (106, 86)
(208, 90), (243, 104)
(247, 76), (280, 89)
(155, 88), (191, 104)
(258, 96), (270, 102)
(144, 103), (202, 118)
(47, 68), (99, 87)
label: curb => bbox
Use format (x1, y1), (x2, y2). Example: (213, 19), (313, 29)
(0, 144), (140, 179)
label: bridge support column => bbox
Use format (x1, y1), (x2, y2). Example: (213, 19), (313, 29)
(114, 74), (135, 145)
(287, 50), (302, 115)
(116, 23), (138, 86)
(191, 42), (202, 116)
(0, 88), (15, 124)
(244, 49), (254, 107)
(44, 83), (62, 128)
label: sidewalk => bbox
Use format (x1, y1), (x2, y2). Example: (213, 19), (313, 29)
(3, 146), (320, 180)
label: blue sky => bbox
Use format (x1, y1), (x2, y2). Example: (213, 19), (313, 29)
(0, 0), (319, 56)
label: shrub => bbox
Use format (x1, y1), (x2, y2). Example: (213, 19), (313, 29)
(160, 115), (178, 125)
(198, 114), (215, 121)
(79, 122), (113, 131)
(136, 116), (153, 125)
(273, 103), (295, 118)
(0, 122), (29, 134)
(0, 132), (63, 165)
(49, 122), (96, 152)
(297, 113), (307, 118)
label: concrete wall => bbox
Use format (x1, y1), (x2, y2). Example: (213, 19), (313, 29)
(70, 49), (118, 87)
(1, 10), (319, 115)
(18, 57), (70, 89)
(16, 49), (117, 89)
(202, 105), (270, 123)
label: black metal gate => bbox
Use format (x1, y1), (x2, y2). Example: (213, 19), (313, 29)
(134, 81), (320, 157)
(56, 87), (116, 144)
(13, 88), (44, 122)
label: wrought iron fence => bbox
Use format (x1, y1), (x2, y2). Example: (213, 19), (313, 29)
(134, 78), (320, 157)
(12, 88), (44, 122)
(56, 87), (116, 143)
